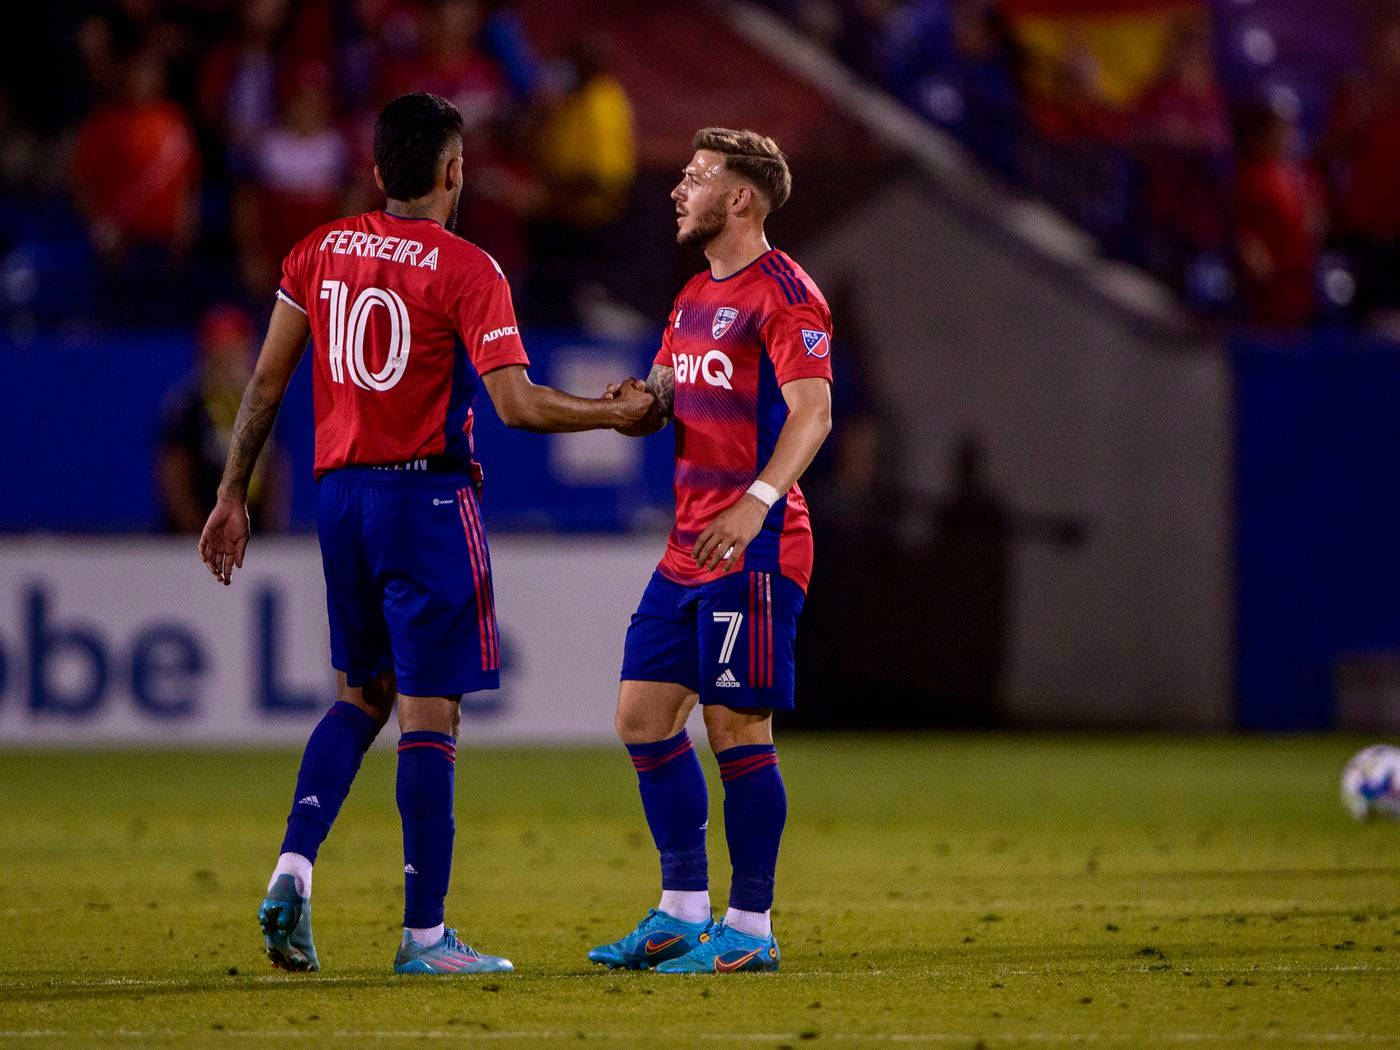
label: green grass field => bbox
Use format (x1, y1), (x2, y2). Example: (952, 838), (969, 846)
(1, 735), (1398, 1048)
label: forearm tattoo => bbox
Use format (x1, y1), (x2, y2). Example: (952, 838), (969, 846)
(221, 385), (281, 495)
(646, 364), (675, 424)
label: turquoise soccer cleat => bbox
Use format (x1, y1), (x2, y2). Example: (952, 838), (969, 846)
(258, 874), (319, 972)
(393, 929), (514, 974)
(587, 908), (713, 970)
(653, 921), (780, 973)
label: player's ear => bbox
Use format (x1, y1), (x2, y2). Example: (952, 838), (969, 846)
(373, 165), (386, 195)
(446, 154), (463, 192)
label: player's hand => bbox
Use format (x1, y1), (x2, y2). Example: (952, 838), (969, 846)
(198, 496), (251, 586)
(611, 378), (656, 432)
(602, 376), (647, 400)
(693, 493), (770, 574)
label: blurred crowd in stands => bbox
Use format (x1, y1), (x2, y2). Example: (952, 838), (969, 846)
(0, 0), (635, 333)
(5, 0), (1400, 337)
(768, 0), (1400, 331)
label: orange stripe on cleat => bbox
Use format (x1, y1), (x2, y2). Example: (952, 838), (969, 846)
(715, 948), (763, 973)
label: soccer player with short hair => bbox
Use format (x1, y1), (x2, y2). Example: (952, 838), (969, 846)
(198, 92), (653, 976)
(588, 128), (833, 973)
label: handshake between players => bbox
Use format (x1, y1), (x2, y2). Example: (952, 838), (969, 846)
(203, 95), (829, 978)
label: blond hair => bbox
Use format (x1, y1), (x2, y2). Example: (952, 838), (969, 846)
(692, 127), (791, 211)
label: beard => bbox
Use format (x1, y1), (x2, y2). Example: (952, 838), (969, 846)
(446, 190), (462, 232)
(677, 201), (727, 248)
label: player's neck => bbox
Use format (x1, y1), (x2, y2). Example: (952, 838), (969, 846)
(384, 197), (449, 227)
(705, 226), (770, 280)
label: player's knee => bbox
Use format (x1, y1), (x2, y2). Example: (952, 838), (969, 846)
(614, 701), (673, 745)
(397, 695), (459, 736)
(615, 682), (697, 744)
(703, 706), (773, 752)
(360, 672), (397, 727)
(614, 704), (651, 744)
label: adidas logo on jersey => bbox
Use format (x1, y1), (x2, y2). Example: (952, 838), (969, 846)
(297, 795), (321, 808)
(715, 668), (741, 688)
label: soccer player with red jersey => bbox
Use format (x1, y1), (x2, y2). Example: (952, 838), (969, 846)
(588, 129), (833, 973)
(197, 93), (653, 975)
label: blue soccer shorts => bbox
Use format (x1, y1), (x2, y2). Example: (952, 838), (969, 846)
(621, 569), (806, 709)
(317, 467), (500, 697)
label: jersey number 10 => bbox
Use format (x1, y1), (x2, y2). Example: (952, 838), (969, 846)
(319, 280), (412, 392)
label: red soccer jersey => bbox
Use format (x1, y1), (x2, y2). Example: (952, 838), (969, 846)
(277, 210), (530, 479)
(655, 248), (833, 591)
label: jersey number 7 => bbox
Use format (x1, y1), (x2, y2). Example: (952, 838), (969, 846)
(712, 611), (744, 665)
(320, 279), (413, 392)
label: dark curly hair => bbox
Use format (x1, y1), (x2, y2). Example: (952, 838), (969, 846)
(373, 93), (465, 201)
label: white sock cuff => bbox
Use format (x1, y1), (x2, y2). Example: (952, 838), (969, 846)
(408, 923), (446, 947)
(270, 852), (313, 898)
(659, 889), (712, 925)
(723, 906), (771, 938)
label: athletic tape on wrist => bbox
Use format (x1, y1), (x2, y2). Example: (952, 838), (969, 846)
(746, 480), (781, 508)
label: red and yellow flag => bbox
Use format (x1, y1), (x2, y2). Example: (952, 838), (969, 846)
(1002, 0), (1208, 106)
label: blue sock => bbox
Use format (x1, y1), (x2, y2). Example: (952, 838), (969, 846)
(716, 744), (786, 913)
(626, 730), (709, 891)
(397, 730), (457, 930)
(280, 701), (381, 863)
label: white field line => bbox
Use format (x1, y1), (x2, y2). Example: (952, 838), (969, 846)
(5, 961), (1392, 996)
(5, 972), (873, 990)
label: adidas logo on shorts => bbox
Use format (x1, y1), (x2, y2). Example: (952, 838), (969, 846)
(715, 668), (741, 688)
(404, 863), (418, 875)
(297, 795), (321, 808)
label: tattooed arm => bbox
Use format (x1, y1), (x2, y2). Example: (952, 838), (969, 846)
(198, 300), (310, 585)
(482, 364), (654, 433)
(608, 364), (675, 437)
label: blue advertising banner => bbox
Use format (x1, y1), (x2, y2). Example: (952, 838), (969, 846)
(0, 329), (673, 534)
(1233, 333), (1400, 730)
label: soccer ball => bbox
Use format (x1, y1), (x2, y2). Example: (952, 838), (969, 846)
(1340, 745), (1400, 821)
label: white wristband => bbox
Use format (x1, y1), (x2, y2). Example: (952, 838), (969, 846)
(746, 480), (782, 508)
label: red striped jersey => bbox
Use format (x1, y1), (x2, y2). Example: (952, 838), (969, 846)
(277, 209), (530, 480)
(655, 248), (833, 591)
